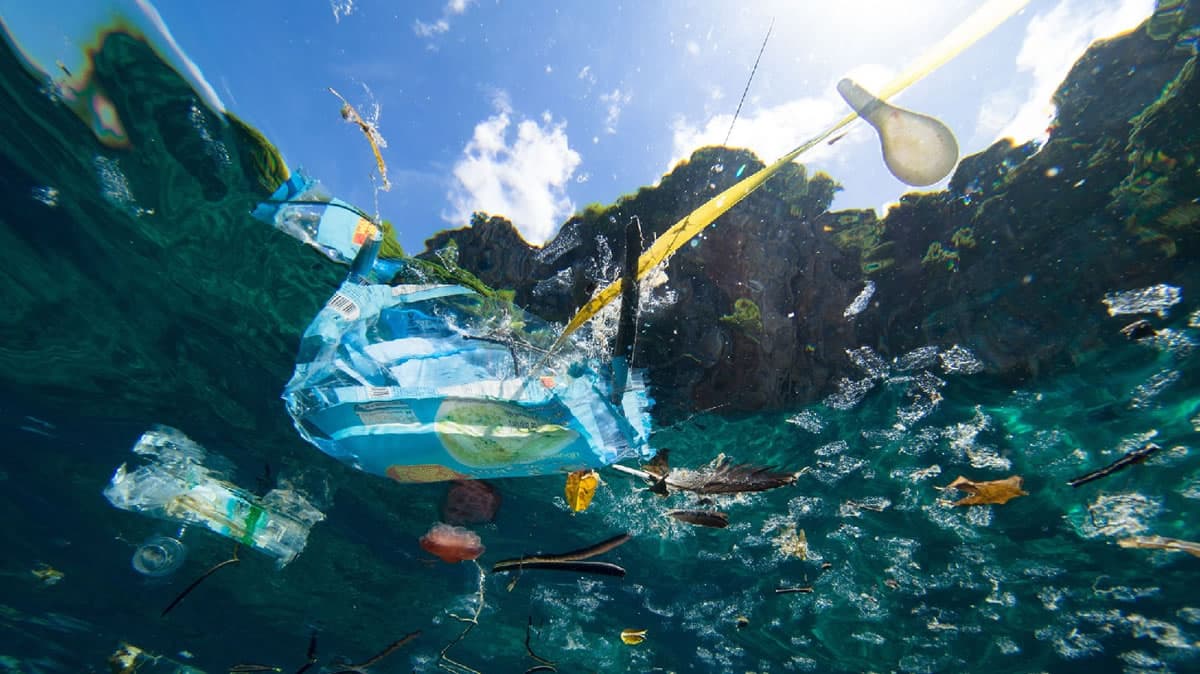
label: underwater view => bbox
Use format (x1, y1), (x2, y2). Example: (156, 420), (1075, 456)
(2, 0), (1200, 672)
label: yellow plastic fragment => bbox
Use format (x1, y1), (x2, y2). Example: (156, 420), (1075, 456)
(620, 628), (648, 645)
(565, 469), (600, 512)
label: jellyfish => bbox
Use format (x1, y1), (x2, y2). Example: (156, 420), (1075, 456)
(131, 535), (187, 577)
(419, 523), (484, 563)
(836, 78), (959, 187)
(442, 480), (500, 525)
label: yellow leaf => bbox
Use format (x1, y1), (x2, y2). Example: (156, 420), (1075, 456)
(943, 475), (1027, 506)
(620, 628), (647, 645)
(565, 469), (600, 512)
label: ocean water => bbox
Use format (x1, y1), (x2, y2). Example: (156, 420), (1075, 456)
(2, 5), (1200, 674)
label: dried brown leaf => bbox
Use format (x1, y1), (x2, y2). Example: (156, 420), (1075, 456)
(943, 475), (1027, 506)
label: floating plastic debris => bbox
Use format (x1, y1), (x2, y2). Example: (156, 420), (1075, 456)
(565, 469), (600, 512)
(835, 78), (958, 186)
(938, 345), (984, 374)
(1102, 283), (1182, 318)
(843, 281), (876, 318)
(131, 536), (186, 577)
(103, 427), (325, 567)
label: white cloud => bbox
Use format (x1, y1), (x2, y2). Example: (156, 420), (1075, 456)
(578, 65), (595, 84)
(599, 88), (633, 134)
(669, 88), (856, 172)
(448, 96), (582, 244)
(980, 0), (1155, 144)
(413, 0), (475, 38)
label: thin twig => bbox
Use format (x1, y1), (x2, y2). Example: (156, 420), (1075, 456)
(161, 546), (240, 617)
(438, 560), (487, 674)
(525, 616), (556, 666)
(346, 631), (420, 670)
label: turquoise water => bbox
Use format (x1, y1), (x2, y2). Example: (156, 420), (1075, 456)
(1, 6), (1200, 674)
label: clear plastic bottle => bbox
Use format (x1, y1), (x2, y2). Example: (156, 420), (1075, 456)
(104, 426), (324, 567)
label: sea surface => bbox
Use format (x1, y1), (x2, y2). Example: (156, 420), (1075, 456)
(1, 5), (1199, 674)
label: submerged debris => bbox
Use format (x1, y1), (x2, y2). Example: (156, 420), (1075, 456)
(565, 469), (600, 512)
(1068, 442), (1161, 488)
(616, 453), (798, 495)
(620, 628), (648, 645)
(493, 533), (631, 578)
(665, 509), (730, 529)
(1121, 319), (1159, 340)
(1117, 535), (1200, 558)
(940, 475), (1028, 506)
(338, 631), (420, 672)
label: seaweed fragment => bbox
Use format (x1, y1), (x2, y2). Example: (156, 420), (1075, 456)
(161, 546), (240, 617)
(1067, 442), (1161, 488)
(328, 87), (390, 192)
(665, 509), (730, 528)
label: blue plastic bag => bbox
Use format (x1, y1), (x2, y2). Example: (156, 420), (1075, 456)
(268, 201), (653, 481)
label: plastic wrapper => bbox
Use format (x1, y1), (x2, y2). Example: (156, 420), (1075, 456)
(284, 272), (653, 481)
(103, 427), (325, 566)
(255, 177), (653, 481)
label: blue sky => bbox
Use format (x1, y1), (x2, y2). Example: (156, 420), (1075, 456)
(4, 0), (1156, 252)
